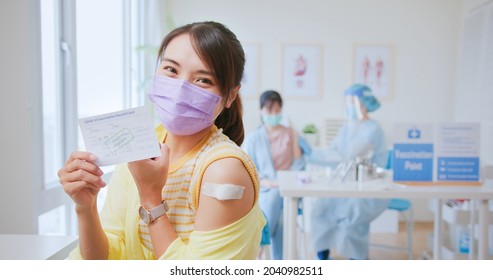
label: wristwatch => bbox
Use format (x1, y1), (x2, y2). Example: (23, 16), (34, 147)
(139, 200), (168, 225)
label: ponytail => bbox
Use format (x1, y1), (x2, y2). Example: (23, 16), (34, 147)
(215, 96), (244, 146)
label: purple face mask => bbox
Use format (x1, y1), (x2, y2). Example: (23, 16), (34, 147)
(148, 75), (222, 135)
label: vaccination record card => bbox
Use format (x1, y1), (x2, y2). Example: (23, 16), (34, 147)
(78, 106), (161, 166)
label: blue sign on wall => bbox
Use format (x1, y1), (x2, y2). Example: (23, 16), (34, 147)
(393, 143), (434, 182)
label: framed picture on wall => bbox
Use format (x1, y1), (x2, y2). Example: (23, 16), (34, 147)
(282, 44), (322, 98)
(240, 43), (260, 99)
(352, 44), (394, 100)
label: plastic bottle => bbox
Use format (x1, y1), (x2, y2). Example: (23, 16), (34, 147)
(457, 225), (470, 254)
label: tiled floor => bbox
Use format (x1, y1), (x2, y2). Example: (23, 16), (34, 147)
(368, 222), (432, 260)
(300, 222), (434, 260)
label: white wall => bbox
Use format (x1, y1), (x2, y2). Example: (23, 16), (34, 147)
(167, 0), (462, 139)
(463, 0), (492, 11)
(167, 0), (464, 221)
(0, 0), (42, 233)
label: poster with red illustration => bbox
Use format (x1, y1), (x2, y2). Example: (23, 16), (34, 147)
(282, 44), (322, 98)
(353, 44), (394, 99)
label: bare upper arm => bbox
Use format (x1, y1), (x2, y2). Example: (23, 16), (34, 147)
(193, 157), (255, 231)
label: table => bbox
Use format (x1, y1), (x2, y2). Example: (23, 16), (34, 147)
(278, 170), (493, 260)
(0, 234), (78, 260)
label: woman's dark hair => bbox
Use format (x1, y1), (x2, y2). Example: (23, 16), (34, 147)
(259, 90), (283, 110)
(157, 21), (245, 145)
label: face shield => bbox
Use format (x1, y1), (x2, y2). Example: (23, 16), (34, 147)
(345, 95), (364, 121)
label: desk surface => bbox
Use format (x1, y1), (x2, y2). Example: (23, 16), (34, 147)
(0, 234), (78, 260)
(278, 171), (493, 200)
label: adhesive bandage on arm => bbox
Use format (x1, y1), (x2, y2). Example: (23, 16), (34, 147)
(201, 182), (245, 201)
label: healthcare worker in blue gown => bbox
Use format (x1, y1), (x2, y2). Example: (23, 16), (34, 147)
(310, 84), (390, 260)
(242, 90), (311, 260)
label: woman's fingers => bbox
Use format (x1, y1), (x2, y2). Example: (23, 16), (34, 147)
(157, 144), (170, 165)
(65, 151), (96, 165)
(58, 151), (105, 207)
(63, 159), (103, 176)
(159, 144), (170, 158)
(63, 181), (102, 196)
(59, 151), (101, 180)
(58, 159), (103, 189)
(60, 168), (106, 188)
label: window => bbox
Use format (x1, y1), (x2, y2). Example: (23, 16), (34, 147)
(40, 0), (62, 188)
(456, 2), (493, 122)
(76, 0), (126, 131)
(38, 205), (66, 236)
(38, 0), (143, 235)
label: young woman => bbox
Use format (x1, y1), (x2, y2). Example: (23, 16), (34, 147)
(58, 21), (266, 260)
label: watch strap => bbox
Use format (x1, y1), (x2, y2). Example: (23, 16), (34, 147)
(149, 200), (168, 223)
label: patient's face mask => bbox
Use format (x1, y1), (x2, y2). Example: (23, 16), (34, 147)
(262, 114), (283, 127)
(148, 75), (222, 135)
(261, 100), (283, 127)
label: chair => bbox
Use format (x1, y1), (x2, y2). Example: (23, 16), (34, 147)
(261, 200), (308, 260)
(258, 212), (272, 259)
(371, 199), (414, 259)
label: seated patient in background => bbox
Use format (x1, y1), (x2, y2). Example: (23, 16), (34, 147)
(242, 90), (311, 259)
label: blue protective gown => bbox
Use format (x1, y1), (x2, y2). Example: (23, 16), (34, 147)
(242, 126), (310, 259)
(310, 119), (390, 259)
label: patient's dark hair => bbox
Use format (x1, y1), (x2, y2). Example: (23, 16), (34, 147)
(260, 90), (283, 109)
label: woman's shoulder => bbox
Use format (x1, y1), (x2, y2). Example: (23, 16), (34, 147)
(189, 128), (260, 210)
(266, 125), (293, 135)
(202, 128), (254, 163)
(281, 126), (296, 138)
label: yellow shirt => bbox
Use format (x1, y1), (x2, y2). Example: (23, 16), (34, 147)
(69, 125), (266, 260)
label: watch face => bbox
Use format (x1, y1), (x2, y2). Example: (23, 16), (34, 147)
(139, 206), (151, 224)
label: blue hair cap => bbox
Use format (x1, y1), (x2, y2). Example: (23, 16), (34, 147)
(344, 84), (371, 97)
(344, 84), (381, 112)
(360, 95), (381, 112)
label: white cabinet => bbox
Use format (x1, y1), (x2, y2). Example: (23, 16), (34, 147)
(429, 200), (493, 259)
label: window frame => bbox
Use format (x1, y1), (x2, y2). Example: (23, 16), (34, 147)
(38, 0), (139, 236)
